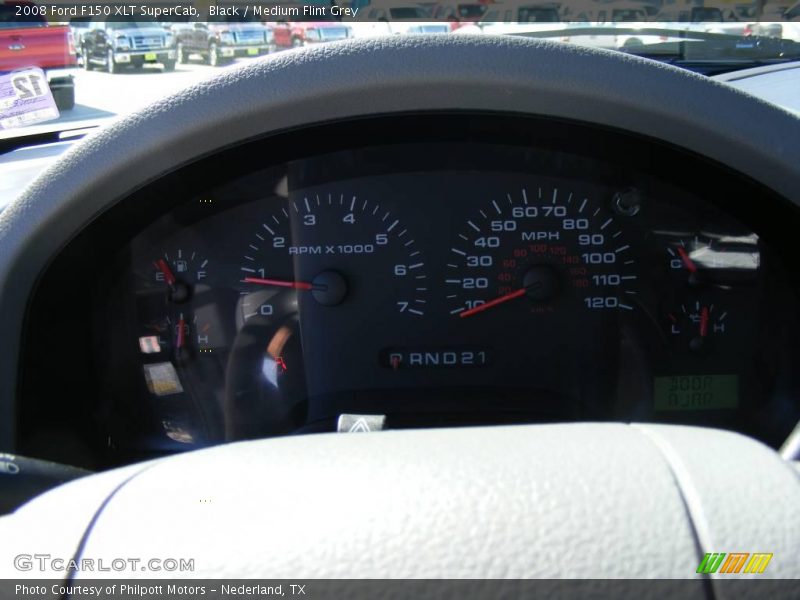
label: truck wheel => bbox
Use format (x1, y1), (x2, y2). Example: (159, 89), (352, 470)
(292, 37), (304, 47)
(107, 49), (119, 74)
(177, 42), (188, 64)
(82, 48), (93, 71)
(208, 42), (221, 66)
(163, 60), (176, 72)
(52, 86), (75, 111)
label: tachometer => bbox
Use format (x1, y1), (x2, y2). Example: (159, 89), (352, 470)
(446, 186), (638, 318)
(238, 192), (428, 322)
(228, 190), (429, 438)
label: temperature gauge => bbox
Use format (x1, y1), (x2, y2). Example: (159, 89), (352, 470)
(665, 234), (760, 287)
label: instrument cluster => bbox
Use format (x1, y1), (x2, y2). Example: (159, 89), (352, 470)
(19, 116), (800, 465)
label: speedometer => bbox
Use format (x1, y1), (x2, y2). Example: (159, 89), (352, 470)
(446, 186), (638, 318)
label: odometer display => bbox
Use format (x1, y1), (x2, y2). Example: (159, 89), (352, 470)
(447, 186), (638, 318)
(654, 375), (739, 411)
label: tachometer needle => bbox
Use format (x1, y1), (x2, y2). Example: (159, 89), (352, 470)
(459, 288), (527, 319)
(243, 277), (314, 291)
(676, 247), (698, 273)
(154, 258), (177, 286)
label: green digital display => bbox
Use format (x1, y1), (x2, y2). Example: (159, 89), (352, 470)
(654, 375), (738, 411)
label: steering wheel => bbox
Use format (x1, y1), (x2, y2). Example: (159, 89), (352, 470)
(0, 36), (798, 581)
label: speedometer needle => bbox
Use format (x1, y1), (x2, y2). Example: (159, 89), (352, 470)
(676, 247), (698, 273)
(459, 288), (527, 318)
(244, 277), (314, 291)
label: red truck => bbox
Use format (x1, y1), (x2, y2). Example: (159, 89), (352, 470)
(0, 1), (78, 110)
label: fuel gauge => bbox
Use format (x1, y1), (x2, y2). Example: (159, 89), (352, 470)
(152, 250), (209, 299)
(136, 248), (221, 362)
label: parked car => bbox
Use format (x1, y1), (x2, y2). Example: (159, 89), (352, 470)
(559, 3), (650, 50)
(350, 2), (434, 36)
(405, 23), (453, 34)
(654, 7), (725, 23)
(457, 2), (563, 38)
(787, 0), (800, 20)
(477, 1), (561, 23)
(270, 15), (352, 49)
(68, 16), (91, 62)
(431, 2), (488, 29)
(749, 21), (800, 42)
(173, 16), (274, 66)
(80, 17), (176, 74)
(611, 7), (724, 49)
(0, 1), (77, 110)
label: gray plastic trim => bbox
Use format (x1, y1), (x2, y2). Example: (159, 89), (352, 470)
(0, 35), (799, 450)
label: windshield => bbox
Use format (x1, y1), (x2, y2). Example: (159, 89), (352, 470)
(1, 0), (799, 139)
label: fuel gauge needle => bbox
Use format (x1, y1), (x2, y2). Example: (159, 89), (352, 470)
(243, 277), (315, 291)
(154, 258), (177, 287)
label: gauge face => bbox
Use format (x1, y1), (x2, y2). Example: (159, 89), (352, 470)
(664, 233), (760, 287)
(446, 186), (638, 318)
(238, 192), (428, 322)
(666, 298), (729, 354)
(228, 190), (430, 438)
(136, 248), (223, 362)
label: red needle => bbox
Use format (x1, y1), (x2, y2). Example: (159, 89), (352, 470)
(154, 258), (177, 286)
(459, 288), (527, 319)
(699, 306), (709, 338)
(176, 314), (185, 348)
(244, 277), (313, 291)
(676, 247), (698, 274)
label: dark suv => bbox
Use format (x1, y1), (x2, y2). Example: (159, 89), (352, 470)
(172, 17), (274, 66)
(81, 17), (177, 73)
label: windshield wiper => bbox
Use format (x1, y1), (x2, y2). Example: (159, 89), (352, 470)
(0, 122), (102, 155)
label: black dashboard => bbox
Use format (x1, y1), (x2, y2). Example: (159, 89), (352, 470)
(18, 114), (800, 468)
